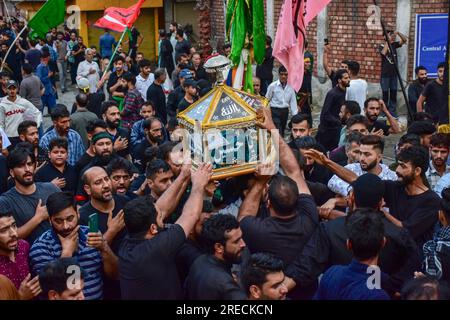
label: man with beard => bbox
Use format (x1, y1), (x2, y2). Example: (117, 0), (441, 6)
(306, 145), (440, 249)
(337, 100), (361, 146)
(79, 166), (127, 255)
(101, 101), (130, 159)
(107, 56), (127, 100)
(18, 120), (48, 166)
(131, 117), (164, 172)
(407, 120), (436, 148)
(121, 73), (145, 129)
(0, 148), (59, 244)
(408, 66), (428, 115)
(316, 69), (350, 152)
(130, 101), (168, 146)
(106, 157), (135, 199)
(287, 114), (313, 149)
(186, 213), (247, 300)
(425, 133), (450, 191)
(241, 253), (288, 300)
(0, 212), (42, 300)
(327, 134), (397, 197)
(417, 62), (448, 124)
(145, 159), (174, 201)
(34, 138), (78, 194)
(364, 97), (400, 136)
(40, 105), (85, 166)
(135, 59), (154, 100)
(29, 191), (118, 300)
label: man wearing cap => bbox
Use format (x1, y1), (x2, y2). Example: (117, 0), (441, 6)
(285, 173), (421, 298)
(77, 48), (100, 94)
(0, 80), (42, 146)
(36, 51), (56, 116)
(177, 79), (198, 113)
(167, 69), (193, 120)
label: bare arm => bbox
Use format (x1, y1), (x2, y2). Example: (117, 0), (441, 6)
(416, 94), (426, 113)
(303, 149), (359, 184)
(323, 44), (333, 77)
(382, 209), (403, 228)
(396, 31), (408, 46)
(381, 42), (389, 56)
(175, 163), (212, 237)
(380, 100), (401, 134)
(100, 243), (119, 279)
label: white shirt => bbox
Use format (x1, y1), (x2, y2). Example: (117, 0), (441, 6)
(0, 128), (11, 149)
(345, 78), (368, 113)
(328, 163), (398, 196)
(0, 96), (42, 138)
(76, 60), (100, 93)
(136, 73), (155, 100)
(265, 80), (298, 116)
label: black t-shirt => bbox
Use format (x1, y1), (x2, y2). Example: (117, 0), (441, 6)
(0, 155), (8, 195)
(174, 39), (192, 60)
(119, 224), (186, 300)
(107, 71), (127, 99)
(34, 162), (78, 194)
(129, 28), (140, 49)
(0, 87), (6, 98)
(368, 120), (391, 136)
(75, 152), (94, 173)
(86, 92), (106, 118)
(383, 181), (440, 249)
(422, 80), (448, 124)
(177, 97), (195, 113)
(381, 41), (401, 77)
(240, 194), (319, 265)
(78, 194), (128, 254)
(109, 127), (130, 158)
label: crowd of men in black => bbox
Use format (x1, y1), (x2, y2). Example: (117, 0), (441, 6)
(0, 16), (450, 301)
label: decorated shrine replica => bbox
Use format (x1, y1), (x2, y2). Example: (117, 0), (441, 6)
(177, 55), (274, 180)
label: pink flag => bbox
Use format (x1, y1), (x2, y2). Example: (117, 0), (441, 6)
(273, 0), (307, 92)
(305, 0), (332, 25)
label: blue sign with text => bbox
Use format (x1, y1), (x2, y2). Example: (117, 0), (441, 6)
(414, 14), (448, 78)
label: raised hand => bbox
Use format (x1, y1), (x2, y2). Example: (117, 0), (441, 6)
(18, 274), (41, 300)
(191, 163), (213, 190)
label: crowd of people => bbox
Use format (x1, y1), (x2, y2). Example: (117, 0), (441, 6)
(0, 14), (450, 301)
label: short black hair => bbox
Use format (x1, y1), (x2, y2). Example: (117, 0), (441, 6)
(293, 136), (317, 150)
(17, 120), (38, 136)
(106, 157), (134, 176)
(342, 100), (361, 115)
(143, 117), (161, 130)
(346, 114), (369, 130)
(49, 138), (68, 152)
(415, 65), (427, 75)
(407, 121), (436, 136)
(437, 62), (446, 69)
(156, 141), (180, 162)
(278, 65), (287, 74)
(7, 147), (35, 169)
(335, 69), (348, 81)
(347, 60), (360, 76)
(364, 97), (380, 109)
(241, 253), (284, 293)
(413, 112), (434, 123)
(176, 28), (184, 38)
(167, 118), (179, 131)
(101, 100), (119, 115)
(75, 93), (88, 108)
(401, 275), (450, 300)
(397, 145), (429, 176)
(122, 72), (136, 85)
(346, 208), (385, 260)
(113, 56), (125, 64)
(46, 191), (75, 217)
(268, 175), (299, 215)
(201, 214), (240, 254)
(430, 133), (449, 149)
(85, 119), (107, 134)
(22, 63), (33, 75)
(39, 258), (85, 295)
(0, 211), (13, 219)
(138, 59), (151, 69)
(398, 133), (421, 149)
(123, 196), (158, 237)
(289, 113), (311, 129)
(50, 105), (70, 121)
(360, 134), (385, 153)
(145, 159), (171, 179)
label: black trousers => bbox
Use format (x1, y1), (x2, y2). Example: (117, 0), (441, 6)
(271, 107), (289, 136)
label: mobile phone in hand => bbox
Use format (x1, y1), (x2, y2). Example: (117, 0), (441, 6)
(324, 38), (329, 45)
(89, 213), (99, 233)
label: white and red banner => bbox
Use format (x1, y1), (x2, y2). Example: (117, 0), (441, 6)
(94, 0), (145, 32)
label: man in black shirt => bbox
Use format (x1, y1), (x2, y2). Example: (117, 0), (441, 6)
(364, 97), (400, 136)
(256, 36), (274, 96)
(191, 52), (208, 81)
(145, 159), (173, 201)
(167, 69), (193, 120)
(316, 69), (350, 152)
(186, 213), (247, 300)
(284, 173), (421, 297)
(127, 26), (143, 61)
(146, 68), (168, 125)
(101, 101), (130, 159)
(174, 28), (192, 61)
(34, 138), (78, 194)
(75, 119), (108, 173)
(107, 56), (126, 100)
(323, 42), (350, 88)
(379, 30), (407, 117)
(177, 79), (198, 113)
(106, 157), (135, 199)
(17, 120), (48, 166)
(417, 62), (448, 124)
(119, 163), (212, 300)
(408, 66), (428, 115)
(131, 117), (164, 172)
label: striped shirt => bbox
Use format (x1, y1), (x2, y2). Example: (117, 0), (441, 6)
(29, 226), (103, 300)
(40, 128), (86, 166)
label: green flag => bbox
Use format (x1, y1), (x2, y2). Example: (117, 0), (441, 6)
(226, 0), (236, 39)
(252, 0), (265, 64)
(230, 0), (247, 65)
(28, 0), (66, 40)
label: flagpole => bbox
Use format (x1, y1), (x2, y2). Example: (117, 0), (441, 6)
(0, 24), (28, 72)
(99, 27), (128, 84)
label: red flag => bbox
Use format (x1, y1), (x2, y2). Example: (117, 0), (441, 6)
(94, 0), (145, 32)
(305, 0), (332, 25)
(273, 0), (307, 92)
